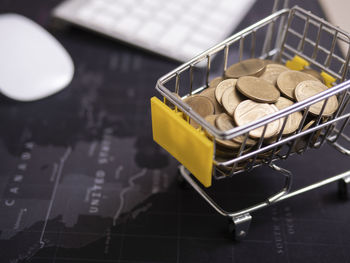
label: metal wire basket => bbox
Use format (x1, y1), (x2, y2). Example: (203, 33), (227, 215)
(151, 5), (350, 240)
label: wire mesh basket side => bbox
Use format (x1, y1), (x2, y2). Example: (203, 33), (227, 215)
(155, 6), (350, 178)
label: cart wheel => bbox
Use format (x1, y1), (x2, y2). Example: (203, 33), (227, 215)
(228, 220), (238, 240)
(338, 179), (349, 200)
(228, 220), (247, 241)
(228, 214), (251, 241)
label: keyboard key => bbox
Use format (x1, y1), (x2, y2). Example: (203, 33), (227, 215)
(132, 7), (152, 18)
(155, 11), (174, 25)
(189, 31), (216, 48)
(105, 3), (127, 17)
(159, 24), (191, 49)
(163, 2), (185, 15)
(76, 6), (95, 20)
(189, 3), (208, 16)
(137, 21), (165, 43)
(181, 12), (200, 27)
(53, 0), (256, 62)
(113, 17), (141, 35)
(94, 13), (116, 28)
(141, 0), (160, 8)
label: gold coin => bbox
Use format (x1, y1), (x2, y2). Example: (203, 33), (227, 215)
(274, 97), (303, 135)
(263, 135), (279, 145)
(257, 145), (282, 159)
(225, 58), (265, 78)
(199, 87), (224, 114)
(215, 113), (235, 131)
(216, 136), (241, 149)
(209, 76), (224, 89)
(204, 114), (218, 126)
(294, 80), (338, 116)
(184, 95), (215, 128)
(204, 114), (241, 149)
(302, 68), (324, 83)
(302, 119), (316, 131)
(221, 84), (244, 115)
(264, 59), (282, 65)
(216, 150), (237, 159)
(215, 79), (237, 105)
(236, 76), (280, 103)
(293, 120), (316, 153)
(234, 100), (281, 138)
(215, 113), (256, 146)
(270, 104), (284, 136)
(277, 70), (319, 100)
(303, 119), (323, 145)
(203, 114), (219, 139)
(259, 64), (290, 85)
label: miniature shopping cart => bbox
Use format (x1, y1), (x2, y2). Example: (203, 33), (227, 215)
(151, 5), (350, 240)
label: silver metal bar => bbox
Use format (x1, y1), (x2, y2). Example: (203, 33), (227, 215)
(247, 125), (268, 171)
(239, 36), (244, 61)
(293, 7), (350, 39)
(278, 7), (294, 62)
(215, 113), (350, 166)
(279, 170), (350, 201)
(311, 22), (322, 59)
(305, 98), (329, 149)
(332, 115), (350, 142)
(285, 106), (310, 158)
(251, 30), (256, 58)
(224, 44), (229, 72)
(320, 92), (350, 146)
(206, 55), (211, 87)
(179, 164), (292, 217)
(262, 17), (276, 55)
(231, 133), (250, 174)
(283, 44), (343, 79)
(341, 43), (350, 82)
(297, 15), (309, 52)
(268, 115), (289, 164)
(332, 127), (350, 143)
(332, 142), (350, 155)
(335, 91), (350, 118)
(268, 164), (293, 203)
(189, 65), (193, 95)
(325, 30), (338, 67)
(286, 28), (346, 67)
(180, 165), (350, 218)
(175, 73), (180, 94)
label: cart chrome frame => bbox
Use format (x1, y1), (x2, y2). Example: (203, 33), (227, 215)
(153, 6), (350, 240)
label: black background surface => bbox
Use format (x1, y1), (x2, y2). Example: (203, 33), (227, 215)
(0, 0), (350, 262)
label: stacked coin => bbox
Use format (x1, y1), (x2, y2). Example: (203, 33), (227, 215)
(180, 58), (338, 171)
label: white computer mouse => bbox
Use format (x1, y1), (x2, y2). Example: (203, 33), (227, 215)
(0, 13), (74, 101)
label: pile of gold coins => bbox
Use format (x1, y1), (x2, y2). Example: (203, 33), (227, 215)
(181, 58), (339, 170)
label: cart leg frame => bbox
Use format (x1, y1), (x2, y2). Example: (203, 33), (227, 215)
(179, 165), (350, 240)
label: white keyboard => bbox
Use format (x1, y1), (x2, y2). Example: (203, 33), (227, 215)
(53, 0), (256, 62)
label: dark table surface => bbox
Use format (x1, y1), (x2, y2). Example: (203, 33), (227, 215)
(1, 0), (350, 262)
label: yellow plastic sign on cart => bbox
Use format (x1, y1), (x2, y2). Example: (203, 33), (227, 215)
(286, 55), (310, 70)
(286, 55), (336, 87)
(151, 97), (214, 187)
